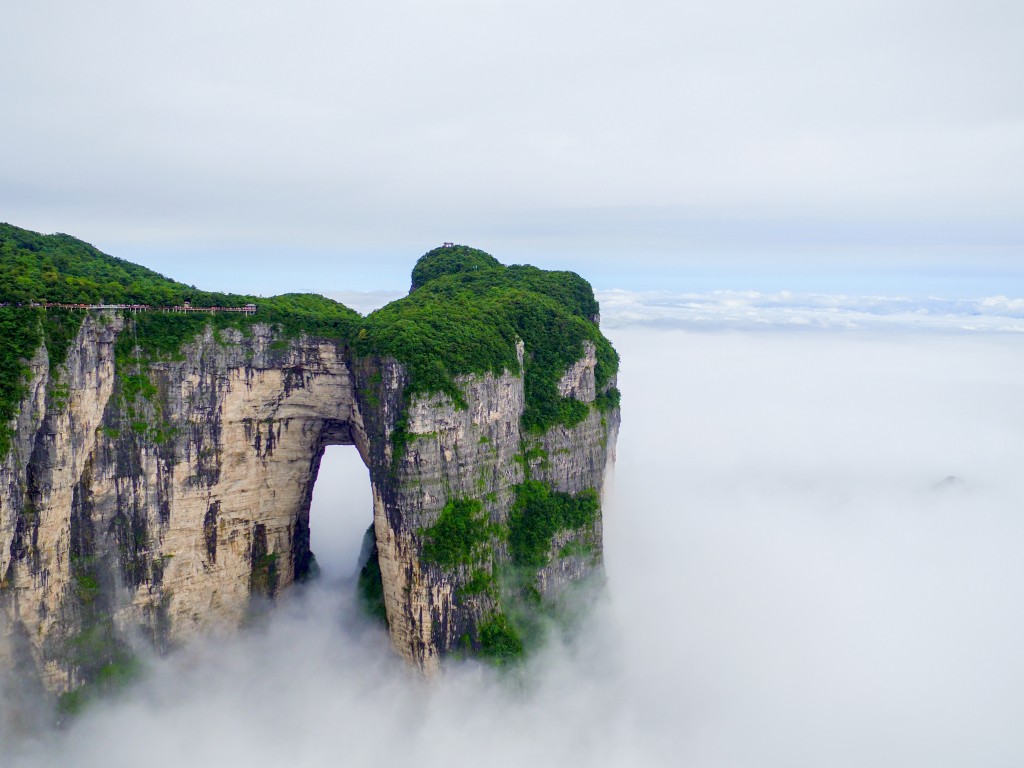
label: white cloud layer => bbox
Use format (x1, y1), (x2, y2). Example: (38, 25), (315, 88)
(4, 319), (1024, 767)
(599, 289), (1024, 332)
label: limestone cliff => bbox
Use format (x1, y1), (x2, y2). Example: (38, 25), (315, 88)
(0, 237), (620, 697)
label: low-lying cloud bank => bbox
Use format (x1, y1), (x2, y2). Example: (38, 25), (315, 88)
(4, 297), (1024, 767)
(598, 289), (1024, 332)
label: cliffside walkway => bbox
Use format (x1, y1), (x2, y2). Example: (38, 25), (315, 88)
(0, 301), (257, 314)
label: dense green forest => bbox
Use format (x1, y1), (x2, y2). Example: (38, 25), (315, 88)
(353, 244), (619, 435)
(0, 224), (619, 457)
(1, 222), (260, 307)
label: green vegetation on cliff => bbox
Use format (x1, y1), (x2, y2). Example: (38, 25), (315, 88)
(0, 308), (44, 457)
(477, 612), (524, 663)
(1, 226), (619, 458)
(508, 481), (599, 568)
(0, 307), (85, 457)
(353, 244), (619, 434)
(357, 525), (388, 625)
(420, 498), (495, 570)
(418, 480), (601, 666)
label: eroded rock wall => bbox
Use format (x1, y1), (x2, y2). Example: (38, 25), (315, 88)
(0, 314), (619, 692)
(0, 313), (123, 690)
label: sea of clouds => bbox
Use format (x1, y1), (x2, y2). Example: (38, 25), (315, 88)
(598, 289), (1024, 333)
(3, 292), (1024, 767)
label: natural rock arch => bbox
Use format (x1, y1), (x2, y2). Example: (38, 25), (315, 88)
(0, 238), (620, 698)
(1, 318), (617, 693)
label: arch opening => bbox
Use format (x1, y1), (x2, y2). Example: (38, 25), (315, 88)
(307, 444), (374, 582)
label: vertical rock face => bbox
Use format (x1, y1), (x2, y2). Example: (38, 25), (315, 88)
(0, 315), (618, 694)
(0, 314), (123, 690)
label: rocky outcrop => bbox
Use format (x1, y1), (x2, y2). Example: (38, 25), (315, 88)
(0, 313), (619, 693)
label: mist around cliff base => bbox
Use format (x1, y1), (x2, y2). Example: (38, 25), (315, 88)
(5, 318), (1024, 768)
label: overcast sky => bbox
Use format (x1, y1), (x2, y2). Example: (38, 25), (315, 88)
(2, 0), (1022, 294)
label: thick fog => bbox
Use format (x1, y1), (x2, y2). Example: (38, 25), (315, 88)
(4, 303), (1024, 767)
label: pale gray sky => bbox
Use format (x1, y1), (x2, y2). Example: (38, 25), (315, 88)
(2, 0), (1021, 293)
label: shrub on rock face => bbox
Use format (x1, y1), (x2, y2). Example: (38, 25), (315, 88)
(420, 498), (494, 570)
(477, 613), (524, 663)
(508, 481), (599, 569)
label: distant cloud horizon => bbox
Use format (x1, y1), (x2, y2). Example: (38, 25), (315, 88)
(596, 289), (1024, 332)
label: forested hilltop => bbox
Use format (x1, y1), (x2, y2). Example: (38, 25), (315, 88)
(0, 223), (619, 456)
(1, 222), (256, 306)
